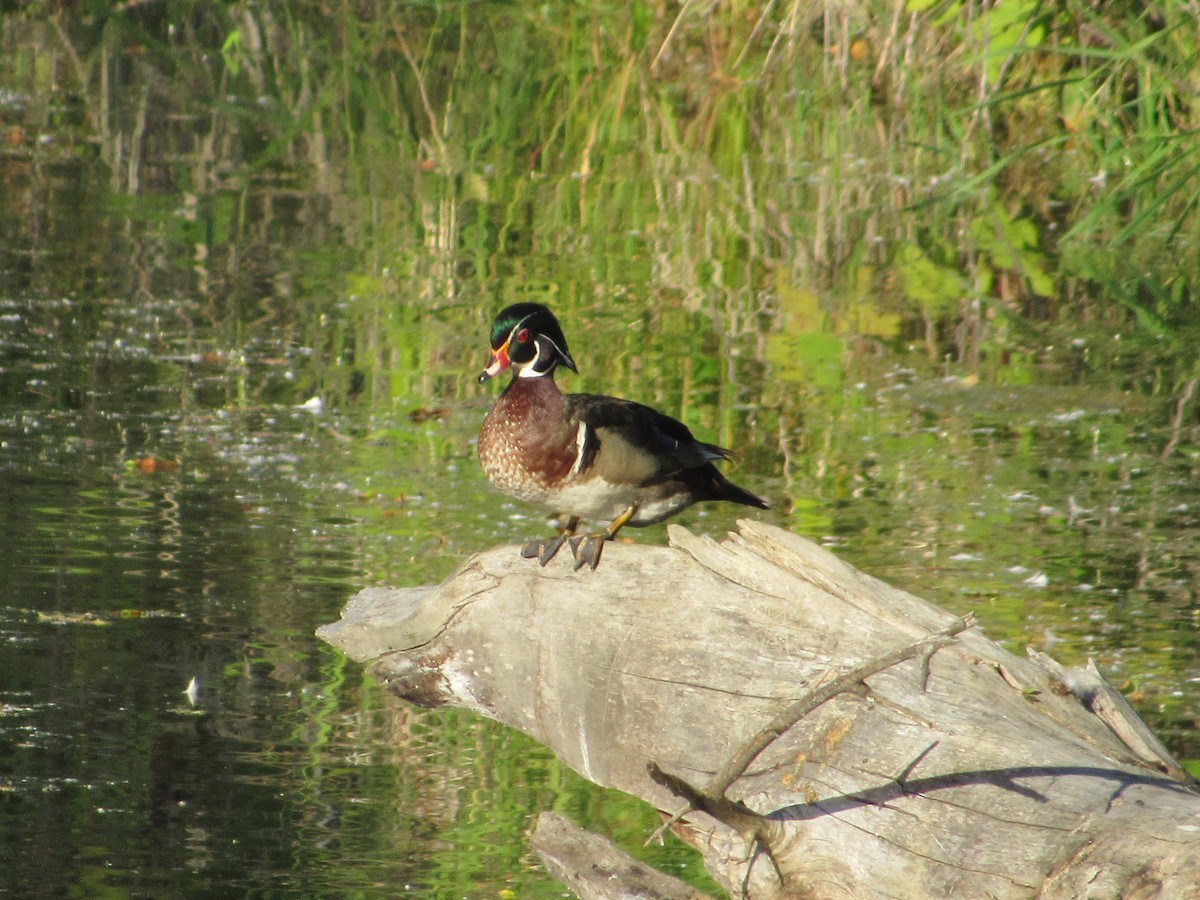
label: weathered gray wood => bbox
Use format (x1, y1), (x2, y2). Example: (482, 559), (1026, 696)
(529, 811), (711, 900)
(317, 521), (1200, 898)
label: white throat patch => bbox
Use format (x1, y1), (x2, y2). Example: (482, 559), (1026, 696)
(516, 338), (551, 377)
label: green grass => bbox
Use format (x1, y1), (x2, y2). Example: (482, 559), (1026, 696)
(11, 1), (1198, 348)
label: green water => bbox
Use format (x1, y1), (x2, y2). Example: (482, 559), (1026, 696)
(1, 5), (1197, 897)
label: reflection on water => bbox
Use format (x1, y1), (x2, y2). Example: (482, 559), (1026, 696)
(1, 6), (1197, 898)
(5, 301), (1197, 899)
(0, 289), (718, 896)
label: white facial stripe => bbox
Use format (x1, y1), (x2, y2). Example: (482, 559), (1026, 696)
(506, 313), (537, 347)
(539, 333), (569, 361)
(517, 335), (567, 377)
(516, 337), (546, 377)
(510, 313), (544, 378)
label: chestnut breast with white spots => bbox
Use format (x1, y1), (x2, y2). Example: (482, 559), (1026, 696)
(478, 376), (581, 505)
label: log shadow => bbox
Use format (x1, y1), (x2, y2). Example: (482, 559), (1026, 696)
(766, 763), (1198, 822)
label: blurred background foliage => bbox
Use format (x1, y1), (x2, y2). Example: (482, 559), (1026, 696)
(9, 0), (1199, 372)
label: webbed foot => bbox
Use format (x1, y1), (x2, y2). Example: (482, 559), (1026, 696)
(521, 534), (570, 565)
(519, 517), (580, 566)
(568, 533), (608, 571)
(565, 505), (638, 572)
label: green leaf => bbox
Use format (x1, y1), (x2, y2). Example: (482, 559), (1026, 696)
(896, 243), (966, 313)
(220, 29), (242, 76)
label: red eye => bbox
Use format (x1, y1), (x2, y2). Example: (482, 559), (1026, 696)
(516, 328), (530, 343)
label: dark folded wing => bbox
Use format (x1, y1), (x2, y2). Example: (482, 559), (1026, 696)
(567, 392), (732, 479)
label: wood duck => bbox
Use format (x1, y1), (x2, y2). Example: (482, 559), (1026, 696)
(477, 303), (769, 570)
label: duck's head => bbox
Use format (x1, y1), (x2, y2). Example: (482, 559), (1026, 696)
(478, 303), (578, 384)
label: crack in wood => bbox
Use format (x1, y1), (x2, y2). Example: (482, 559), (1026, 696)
(647, 616), (976, 851)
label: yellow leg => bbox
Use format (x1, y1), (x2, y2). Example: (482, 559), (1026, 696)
(569, 504), (637, 571)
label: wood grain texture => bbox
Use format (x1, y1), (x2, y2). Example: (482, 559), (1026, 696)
(318, 522), (1200, 899)
(529, 811), (711, 900)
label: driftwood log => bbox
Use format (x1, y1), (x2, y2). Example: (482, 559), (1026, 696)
(529, 810), (709, 900)
(317, 521), (1200, 898)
